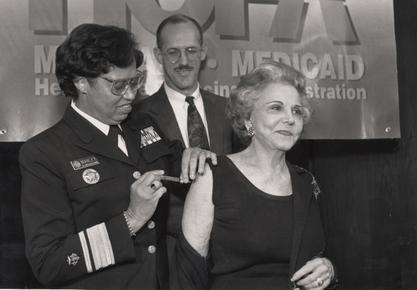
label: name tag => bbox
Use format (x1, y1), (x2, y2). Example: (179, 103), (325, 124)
(70, 156), (100, 171)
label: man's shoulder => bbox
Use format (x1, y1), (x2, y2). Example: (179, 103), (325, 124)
(200, 89), (224, 100)
(134, 87), (166, 111)
(127, 110), (158, 129)
(200, 89), (227, 106)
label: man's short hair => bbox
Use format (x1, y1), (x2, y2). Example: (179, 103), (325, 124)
(156, 14), (203, 48)
(55, 23), (143, 99)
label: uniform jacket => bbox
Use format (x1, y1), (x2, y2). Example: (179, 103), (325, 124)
(134, 85), (235, 155)
(133, 86), (239, 237)
(19, 106), (183, 289)
(171, 163), (335, 290)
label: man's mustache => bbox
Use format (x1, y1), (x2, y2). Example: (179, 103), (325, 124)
(175, 65), (194, 71)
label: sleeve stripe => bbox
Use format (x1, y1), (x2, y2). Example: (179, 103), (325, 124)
(78, 231), (93, 273)
(86, 223), (115, 271)
(100, 223), (115, 266)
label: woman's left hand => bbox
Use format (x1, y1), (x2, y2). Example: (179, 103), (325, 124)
(290, 257), (334, 289)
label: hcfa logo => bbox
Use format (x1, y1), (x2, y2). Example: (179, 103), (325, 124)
(29, 0), (359, 45)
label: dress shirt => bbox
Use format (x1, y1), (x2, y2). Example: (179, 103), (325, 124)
(164, 83), (210, 148)
(71, 101), (128, 156)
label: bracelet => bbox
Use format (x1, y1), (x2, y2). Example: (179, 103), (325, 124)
(123, 210), (136, 237)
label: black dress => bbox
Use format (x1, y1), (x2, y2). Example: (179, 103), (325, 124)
(172, 156), (328, 290)
(209, 156), (294, 290)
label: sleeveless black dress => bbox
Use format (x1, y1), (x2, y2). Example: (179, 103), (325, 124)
(208, 156), (294, 290)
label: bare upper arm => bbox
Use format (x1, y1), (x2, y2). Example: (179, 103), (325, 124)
(181, 164), (214, 257)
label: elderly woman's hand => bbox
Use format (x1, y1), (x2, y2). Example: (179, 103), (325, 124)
(290, 257), (334, 289)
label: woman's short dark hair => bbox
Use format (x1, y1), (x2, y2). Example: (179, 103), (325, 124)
(226, 61), (312, 145)
(55, 23), (143, 99)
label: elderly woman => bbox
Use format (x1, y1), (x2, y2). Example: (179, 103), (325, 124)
(172, 61), (337, 290)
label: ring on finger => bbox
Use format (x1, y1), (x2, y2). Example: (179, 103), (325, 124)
(316, 277), (323, 287)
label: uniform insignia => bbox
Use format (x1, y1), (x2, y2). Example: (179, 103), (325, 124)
(82, 168), (100, 184)
(140, 126), (162, 148)
(67, 253), (80, 266)
(70, 156), (99, 170)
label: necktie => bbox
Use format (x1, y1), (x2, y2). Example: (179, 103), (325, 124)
(108, 125), (128, 156)
(185, 96), (210, 150)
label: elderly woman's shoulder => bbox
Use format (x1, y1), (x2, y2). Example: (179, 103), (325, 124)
(292, 164), (312, 175)
(292, 164), (321, 199)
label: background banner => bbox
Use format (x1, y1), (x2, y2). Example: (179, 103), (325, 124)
(0, 0), (399, 141)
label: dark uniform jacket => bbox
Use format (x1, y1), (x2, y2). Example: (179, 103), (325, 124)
(19, 106), (183, 289)
(134, 86), (239, 237)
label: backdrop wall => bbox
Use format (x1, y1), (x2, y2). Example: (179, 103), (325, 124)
(0, 0), (400, 141)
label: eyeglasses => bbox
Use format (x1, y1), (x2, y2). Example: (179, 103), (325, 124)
(98, 71), (145, 96)
(163, 47), (201, 64)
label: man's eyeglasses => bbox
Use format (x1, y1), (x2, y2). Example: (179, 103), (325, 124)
(98, 71), (145, 96)
(163, 47), (201, 64)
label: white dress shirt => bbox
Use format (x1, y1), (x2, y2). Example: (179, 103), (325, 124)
(164, 83), (210, 148)
(71, 101), (128, 156)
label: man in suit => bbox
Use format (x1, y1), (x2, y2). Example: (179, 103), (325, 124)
(134, 14), (238, 248)
(19, 23), (215, 290)
(136, 14), (235, 154)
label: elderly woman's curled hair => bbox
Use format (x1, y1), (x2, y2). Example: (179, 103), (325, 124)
(226, 61), (312, 145)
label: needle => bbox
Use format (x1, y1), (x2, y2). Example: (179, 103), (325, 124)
(159, 175), (181, 183)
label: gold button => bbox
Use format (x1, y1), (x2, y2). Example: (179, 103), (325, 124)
(147, 220), (155, 229)
(147, 245), (156, 254)
(132, 171), (141, 179)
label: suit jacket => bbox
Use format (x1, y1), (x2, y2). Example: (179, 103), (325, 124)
(171, 162), (334, 290)
(19, 106), (183, 289)
(134, 85), (235, 155)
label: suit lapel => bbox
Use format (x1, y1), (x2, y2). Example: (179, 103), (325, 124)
(63, 107), (135, 166)
(150, 87), (185, 147)
(288, 164), (313, 276)
(201, 90), (224, 153)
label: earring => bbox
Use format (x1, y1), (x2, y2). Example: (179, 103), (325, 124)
(75, 78), (87, 95)
(245, 121), (255, 137)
